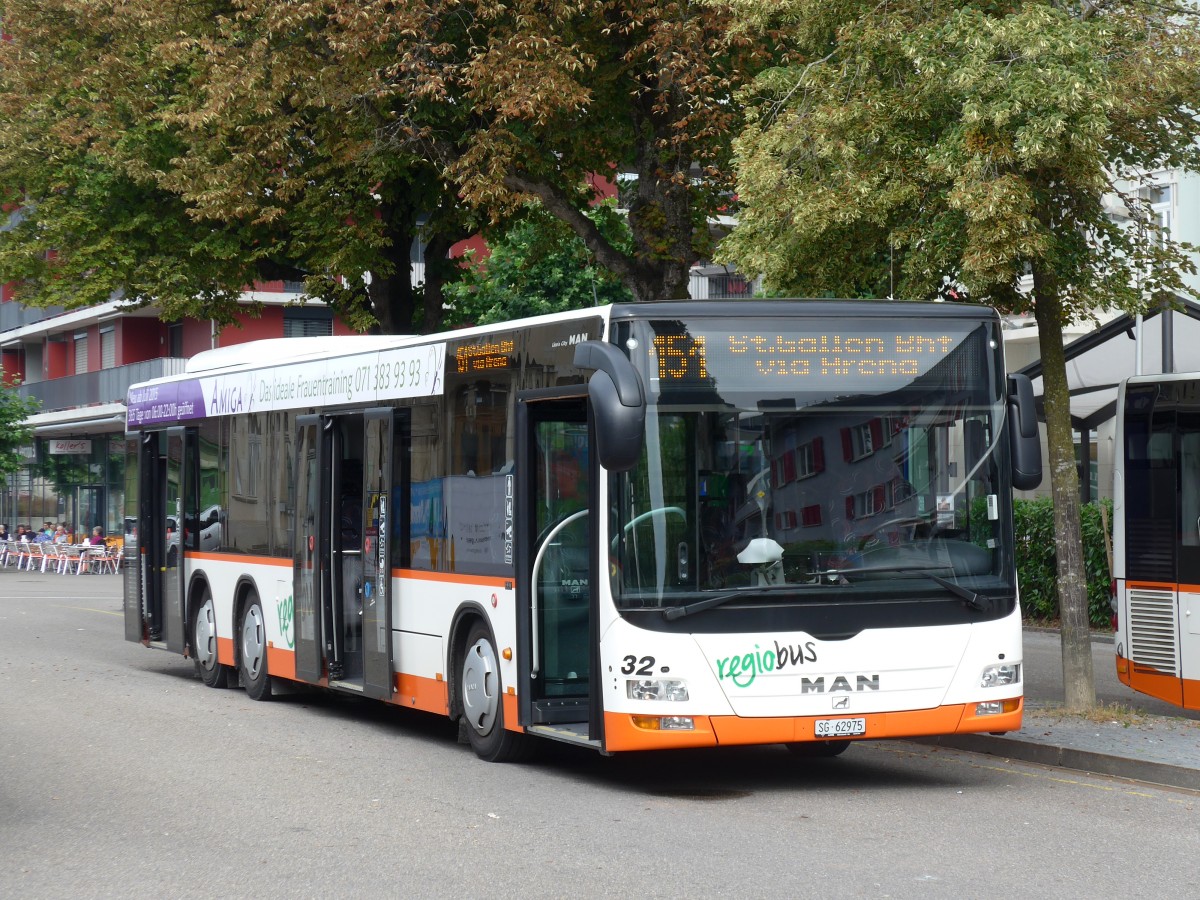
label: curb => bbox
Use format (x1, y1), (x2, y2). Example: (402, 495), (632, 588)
(1022, 625), (1114, 644)
(911, 733), (1200, 792)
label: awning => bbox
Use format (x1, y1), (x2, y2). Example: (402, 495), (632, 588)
(1017, 298), (1200, 430)
(27, 402), (128, 437)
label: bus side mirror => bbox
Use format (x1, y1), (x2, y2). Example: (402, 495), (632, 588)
(1007, 373), (1042, 490)
(573, 340), (646, 472)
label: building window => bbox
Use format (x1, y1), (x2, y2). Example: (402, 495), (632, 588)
(100, 327), (115, 369)
(847, 485), (887, 520)
(284, 308), (333, 337)
(74, 332), (88, 374)
(796, 437), (825, 479)
(1145, 183), (1173, 241)
(167, 323), (184, 357)
(842, 420), (883, 462)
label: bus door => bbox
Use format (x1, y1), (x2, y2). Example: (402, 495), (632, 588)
(1177, 400), (1200, 709)
(517, 395), (599, 743)
(294, 410), (402, 696)
(133, 428), (187, 652)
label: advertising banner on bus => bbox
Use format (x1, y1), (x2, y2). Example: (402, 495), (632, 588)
(127, 342), (447, 427)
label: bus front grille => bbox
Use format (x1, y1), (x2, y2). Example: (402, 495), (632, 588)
(1128, 588), (1178, 676)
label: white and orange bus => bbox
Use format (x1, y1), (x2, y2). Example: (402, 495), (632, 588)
(1113, 373), (1200, 710)
(123, 300), (1042, 760)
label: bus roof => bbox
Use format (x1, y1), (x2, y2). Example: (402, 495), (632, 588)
(125, 300), (999, 432)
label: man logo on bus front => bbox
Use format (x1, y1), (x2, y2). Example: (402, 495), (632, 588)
(833, 696), (849, 710)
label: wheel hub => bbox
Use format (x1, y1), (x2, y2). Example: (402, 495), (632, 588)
(461, 638), (499, 735)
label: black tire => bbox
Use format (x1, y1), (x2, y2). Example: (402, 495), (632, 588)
(239, 593), (273, 701)
(193, 588), (230, 689)
(459, 622), (531, 762)
(786, 740), (851, 758)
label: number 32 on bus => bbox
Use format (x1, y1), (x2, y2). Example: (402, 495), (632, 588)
(122, 300), (1042, 761)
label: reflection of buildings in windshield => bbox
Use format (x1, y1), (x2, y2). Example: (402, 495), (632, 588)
(692, 400), (995, 589)
(620, 317), (1003, 595)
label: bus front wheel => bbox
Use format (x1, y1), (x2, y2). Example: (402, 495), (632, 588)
(239, 594), (273, 701)
(193, 588), (230, 689)
(459, 623), (531, 763)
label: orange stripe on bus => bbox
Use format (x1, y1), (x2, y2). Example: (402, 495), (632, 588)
(179, 551), (511, 586)
(217, 636), (236, 668)
(393, 673), (450, 715)
(603, 712), (720, 751)
(1182, 677), (1200, 711)
(1126, 579), (1200, 593)
(602, 701), (1022, 752)
(394, 569), (512, 588)
(189, 551), (291, 567)
(267, 643), (296, 680)
(503, 692), (522, 732)
(1128, 665), (1185, 708)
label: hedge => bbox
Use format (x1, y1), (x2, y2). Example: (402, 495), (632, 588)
(1014, 497), (1113, 627)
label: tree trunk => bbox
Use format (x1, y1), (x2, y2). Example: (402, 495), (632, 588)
(422, 232), (460, 334)
(1032, 286), (1096, 711)
(370, 217), (417, 335)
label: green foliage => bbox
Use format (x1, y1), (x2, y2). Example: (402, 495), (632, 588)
(444, 202), (634, 326)
(0, 379), (39, 477)
(1015, 498), (1113, 628)
(721, 0), (1200, 313)
(0, 1), (780, 331)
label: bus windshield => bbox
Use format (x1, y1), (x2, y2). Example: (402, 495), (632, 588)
(610, 315), (1014, 612)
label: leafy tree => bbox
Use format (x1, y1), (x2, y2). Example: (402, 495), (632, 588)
(445, 202), (635, 327)
(0, 377), (38, 478)
(719, 0), (1200, 710)
(0, 2), (779, 333)
(0, 1), (471, 333)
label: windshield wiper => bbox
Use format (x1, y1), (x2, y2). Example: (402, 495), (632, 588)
(662, 584), (795, 621)
(662, 565), (992, 621)
(816, 563), (991, 612)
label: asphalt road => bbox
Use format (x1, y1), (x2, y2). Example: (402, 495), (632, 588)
(1, 571), (1195, 899)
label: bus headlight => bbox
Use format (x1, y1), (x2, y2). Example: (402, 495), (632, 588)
(626, 679), (689, 702)
(980, 663), (1021, 688)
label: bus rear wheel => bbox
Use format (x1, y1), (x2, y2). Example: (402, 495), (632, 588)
(239, 594), (273, 701)
(459, 623), (531, 763)
(786, 740), (851, 758)
(193, 588), (230, 689)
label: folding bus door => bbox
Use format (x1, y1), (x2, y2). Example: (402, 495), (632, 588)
(516, 394), (600, 745)
(361, 409), (408, 700)
(293, 416), (328, 684)
(135, 428), (187, 652)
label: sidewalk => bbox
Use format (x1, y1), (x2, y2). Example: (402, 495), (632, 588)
(919, 707), (1200, 791)
(915, 629), (1200, 791)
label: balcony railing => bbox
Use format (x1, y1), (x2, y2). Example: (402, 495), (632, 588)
(0, 301), (68, 333)
(16, 358), (189, 413)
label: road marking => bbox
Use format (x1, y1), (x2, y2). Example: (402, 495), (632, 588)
(54, 604), (123, 617)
